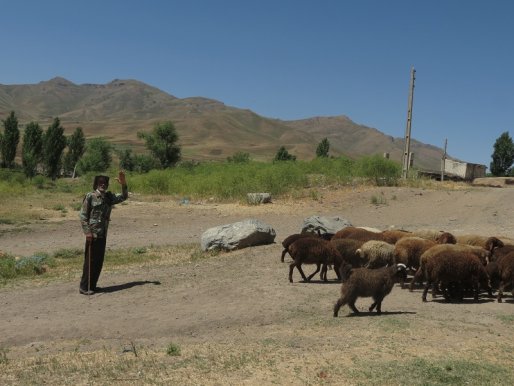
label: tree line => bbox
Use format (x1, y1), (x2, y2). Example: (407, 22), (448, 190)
(0, 111), (182, 179)
(3, 109), (512, 177)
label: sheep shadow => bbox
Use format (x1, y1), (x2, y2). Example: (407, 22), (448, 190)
(300, 279), (341, 285)
(345, 310), (417, 317)
(95, 280), (161, 294)
(428, 297), (495, 304)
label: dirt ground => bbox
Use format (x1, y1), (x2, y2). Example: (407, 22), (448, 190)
(1, 184), (514, 383)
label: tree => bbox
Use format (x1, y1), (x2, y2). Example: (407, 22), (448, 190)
(43, 117), (67, 180)
(227, 151), (250, 163)
(77, 137), (112, 173)
(138, 121), (181, 168)
(63, 127), (86, 177)
(1, 111), (20, 168)
(274, 146), (296, 161)
(116, 148), (136, 171)
(22, 121), (43, 178)
(316, 137), (330, 158)
(490, 131), (514, 176)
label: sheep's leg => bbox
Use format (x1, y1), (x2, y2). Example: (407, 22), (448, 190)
(281, 248), (288, 262)
(296, 263), (309, 282)
(348, 301), (360, 314)
(333, 296), (347, 317)
(422, 280), (431, 302)
(472, 280), (480, 301)
(369, 296), (384, 314)
(409, 268), (423, 292)
(289, 262), (307, 283)
(306, 263), (321, 282)
(497, 280), (506, 303)
(320, 263), (329, 282)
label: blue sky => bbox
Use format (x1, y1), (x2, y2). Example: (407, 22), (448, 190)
(1, 0), (513, 168)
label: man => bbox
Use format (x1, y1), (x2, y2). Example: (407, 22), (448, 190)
(79, 171), (128, 295)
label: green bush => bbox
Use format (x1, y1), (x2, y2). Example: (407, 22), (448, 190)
(355, 155), (401, 186)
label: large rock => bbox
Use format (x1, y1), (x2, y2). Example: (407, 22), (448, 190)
(201, 218), (276, 251)
(301, 216), (352, 235)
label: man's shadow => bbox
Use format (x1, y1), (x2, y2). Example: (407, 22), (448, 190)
(96, 280), (161, 294)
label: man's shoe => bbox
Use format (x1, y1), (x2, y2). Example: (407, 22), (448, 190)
(79, 288), (95, 295)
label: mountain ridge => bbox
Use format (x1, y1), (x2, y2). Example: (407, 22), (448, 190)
(0, 78), (446, 169)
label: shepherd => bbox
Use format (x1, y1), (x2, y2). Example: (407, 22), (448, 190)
(79, 171), (129, 295)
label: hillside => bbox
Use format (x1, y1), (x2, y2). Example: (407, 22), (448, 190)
(1, 77), (445, 169)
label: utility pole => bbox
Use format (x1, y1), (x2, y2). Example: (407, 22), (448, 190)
(441, 138), (447, 181)
(402, 67), (416, 179)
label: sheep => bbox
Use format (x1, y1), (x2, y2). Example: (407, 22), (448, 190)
(287, 237), (342, 283)
(280, 231), (333, 262)
(394, 232), (456, 288)
(330, 238), (366, 269)
(332, 226), (411, 245)
(491, 244), (514, 262)
(492, 251), (514, 302)
(409, 243), (491, 292)
(410, 229), (448, 241)
(381, 229), (412, 244)
(455, 235), (504, 254)
(356, 240), (396, 269)
(332, 226), (387, 243)
(333, 263), (408, 316)
(419, 249), (491, 302)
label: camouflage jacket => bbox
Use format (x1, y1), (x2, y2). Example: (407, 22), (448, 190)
(79, 186), (128, 238)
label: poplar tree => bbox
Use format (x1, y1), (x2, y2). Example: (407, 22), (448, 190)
(22, 121), (43, 178)
(1, 111), (20, 168)
(43, 117), (67, 180)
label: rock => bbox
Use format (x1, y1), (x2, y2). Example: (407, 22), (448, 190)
(301, 215), (352, 235)
(246, 193), (272, 205)
(201, 218), (276, 251)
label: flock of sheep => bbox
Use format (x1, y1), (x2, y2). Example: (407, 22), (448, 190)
(281, 226), (514, 316)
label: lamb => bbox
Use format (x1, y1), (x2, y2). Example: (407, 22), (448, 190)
(419, 249), (491, 302)
(333, 263), (407, 316)
(287, 237), (342, 283)
(280, 231), (333, 262)
(356, 240), (396, 269)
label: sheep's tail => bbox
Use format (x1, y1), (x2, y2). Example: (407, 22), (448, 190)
(340, 263), (353, 281)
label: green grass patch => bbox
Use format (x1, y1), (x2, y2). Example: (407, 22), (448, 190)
(166, 343), (181, 356)
(349, 357), (513, 385)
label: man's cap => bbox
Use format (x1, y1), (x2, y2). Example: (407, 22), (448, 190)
(93, 175), (110, 190)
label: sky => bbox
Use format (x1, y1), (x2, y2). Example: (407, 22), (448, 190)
(1, 0), (513, 168)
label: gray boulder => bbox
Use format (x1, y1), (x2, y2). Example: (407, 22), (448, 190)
(301, 215), (352, 235)
(201, 218), (276, 251)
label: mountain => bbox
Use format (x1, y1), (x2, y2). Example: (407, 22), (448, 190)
(0, 77), (445, 169)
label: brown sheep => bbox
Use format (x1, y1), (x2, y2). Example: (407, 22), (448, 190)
(455, 235), (504, 253)
(492, 251), (514, 302)
(381, 229), (412, 244)
(280, 231), (333, 262)
(332, 226), (387, 243)
(420, 250), (491, 302)
(333, 263), (408, 316)
(394, 232), (456, 288)
(332, 226), (411, 245)
(330, 238), (366, 269)
(409, 243), (491, 292)
(288, 237), (342, 283)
